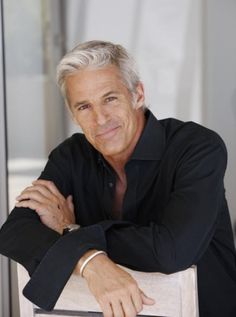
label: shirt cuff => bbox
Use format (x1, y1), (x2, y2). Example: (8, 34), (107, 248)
(23, 224), (107, 311)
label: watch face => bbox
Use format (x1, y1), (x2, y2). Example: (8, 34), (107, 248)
(68, 224), (80, 231)
(63, 224), (80, 235)
(62, 227), (71, 235)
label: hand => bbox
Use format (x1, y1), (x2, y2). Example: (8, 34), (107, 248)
(76, 250), (155, 317)
(15, 179), (75, 234)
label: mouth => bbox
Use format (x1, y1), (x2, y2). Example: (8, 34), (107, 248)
(96, 126), (120, 140)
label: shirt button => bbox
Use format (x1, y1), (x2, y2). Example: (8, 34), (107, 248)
(108, 182), (114, 188)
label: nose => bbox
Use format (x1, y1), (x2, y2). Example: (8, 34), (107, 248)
(93, 107), (109, 126)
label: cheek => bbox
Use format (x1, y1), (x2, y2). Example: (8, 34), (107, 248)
(78, 121), (96, 142)
(73, 113), (89, 130)
(124, 111), (138, 129)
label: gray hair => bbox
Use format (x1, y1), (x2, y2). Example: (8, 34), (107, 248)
(56, 40), (141, 104)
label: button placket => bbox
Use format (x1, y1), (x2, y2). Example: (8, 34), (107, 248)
(122, 162), (139, 220)
(101, 163), (116, 218)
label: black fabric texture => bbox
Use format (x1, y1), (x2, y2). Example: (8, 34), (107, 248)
(0, 110), (236, 316)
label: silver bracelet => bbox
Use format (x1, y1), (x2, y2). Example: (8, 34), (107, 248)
(80, 250), (107, 277)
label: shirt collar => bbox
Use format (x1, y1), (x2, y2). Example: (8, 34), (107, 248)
(130, 109), (166, 161)
(97, 109), (166, 165)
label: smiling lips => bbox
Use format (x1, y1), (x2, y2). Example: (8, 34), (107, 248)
(96, 125), (121, 140)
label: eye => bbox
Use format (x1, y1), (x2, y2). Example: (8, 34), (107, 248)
(78, 104), (90, 111)
(105, 96), (117, 103)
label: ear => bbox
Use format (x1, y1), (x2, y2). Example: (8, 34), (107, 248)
(134, 82), (145, 109)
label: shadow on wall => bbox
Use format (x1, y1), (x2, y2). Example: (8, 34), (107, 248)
(232, 88), (236, 245)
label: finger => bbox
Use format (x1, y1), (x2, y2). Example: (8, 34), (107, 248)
(32, 180), (64, 200)
(15, 199), (47, 215)
(66, 195), (74, 213)
(111, 299), (124, 317)
(120, 295), (137, 317)
(131, 291), (143, 314)
(17, 185), (53, 201)
(16, 185), (39, 199)
(99, 301), (113, 317)
(140, 290), (155, 305)
(16, 190), (50, 204)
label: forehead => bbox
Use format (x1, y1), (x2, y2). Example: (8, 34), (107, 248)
(65, 65), (128, 100)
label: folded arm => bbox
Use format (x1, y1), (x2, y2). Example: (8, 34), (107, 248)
(0, 134), (227, 311)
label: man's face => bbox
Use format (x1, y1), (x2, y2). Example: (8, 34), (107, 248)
(65, 65), (145, 159)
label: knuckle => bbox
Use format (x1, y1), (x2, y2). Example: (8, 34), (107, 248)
(112, 287), (127, 298)
(44, 180), (53, 188)
(52, 196), (59, 204)
(128, 281), (139, 292)
(40, 203), (47, 211)
(121, 288), (131, 298)
(35, 207), (43, 213)
(98, 293), (109, 305)
(60, 197), (66, 204)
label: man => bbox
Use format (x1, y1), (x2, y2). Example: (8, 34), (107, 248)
(0, 40), (236, 317)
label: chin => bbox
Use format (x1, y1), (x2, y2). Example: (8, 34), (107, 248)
(98, 145), (124, 157)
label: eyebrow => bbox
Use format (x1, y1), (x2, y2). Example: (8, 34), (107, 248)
(72, 91), (120, 109)
(102, 90), (120, 98)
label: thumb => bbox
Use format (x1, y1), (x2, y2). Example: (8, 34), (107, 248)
(140, 290), (155, 306)
(66, 195), (74, 212)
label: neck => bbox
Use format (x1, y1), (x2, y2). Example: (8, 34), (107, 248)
(104, 110), (146, 182)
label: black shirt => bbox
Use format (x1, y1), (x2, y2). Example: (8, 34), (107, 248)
(0, 110), (236, 316)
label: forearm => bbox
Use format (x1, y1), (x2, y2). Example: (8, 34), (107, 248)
(103, 222), (214, 273)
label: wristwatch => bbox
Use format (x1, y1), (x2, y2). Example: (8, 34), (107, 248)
(62, 224), (80, 235)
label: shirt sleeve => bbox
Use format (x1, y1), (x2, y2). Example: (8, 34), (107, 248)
(0, 144), (71, 275)
(0, 132), (229, 311)
(0, 140), (107, 310)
